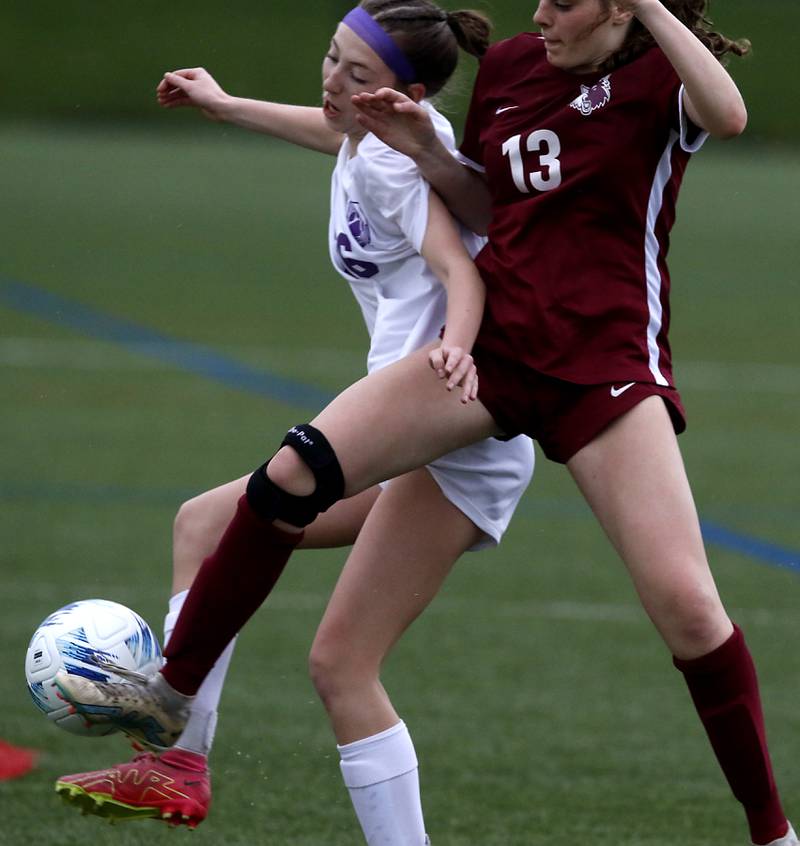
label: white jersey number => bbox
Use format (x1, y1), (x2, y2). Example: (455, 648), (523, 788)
(501, 129), (562, 193)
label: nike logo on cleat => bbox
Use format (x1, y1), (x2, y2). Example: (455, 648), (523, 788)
(610, 382), (636, 398)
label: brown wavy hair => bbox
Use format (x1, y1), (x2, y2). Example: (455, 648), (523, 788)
(601, 0), (751, 72)
(360, 0), (492, 95)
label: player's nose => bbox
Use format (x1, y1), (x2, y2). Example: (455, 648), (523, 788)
(532, 0), (550, 27)
(323, 66), (343, 94)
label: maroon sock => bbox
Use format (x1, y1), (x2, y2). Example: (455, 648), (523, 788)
(162, 495), (302, 696)
(674, 624), (787, 845)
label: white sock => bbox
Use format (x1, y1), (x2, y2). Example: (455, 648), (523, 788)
(338, 721), (427, 846)
(757, 823), (798, 846)
(163, 589), (236, 757)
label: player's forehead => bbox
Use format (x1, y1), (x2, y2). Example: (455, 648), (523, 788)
(536, 0), (606, 12)
(331, 21), (388, 73)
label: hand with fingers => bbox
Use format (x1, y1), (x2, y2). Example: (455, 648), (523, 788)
(156, 68), (230, 121)
(352, 87), (437, 160)
(429, 344), (478, 404)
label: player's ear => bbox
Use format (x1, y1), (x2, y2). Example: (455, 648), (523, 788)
(407, 82), (426, 103)
(610, 3), (634, 25)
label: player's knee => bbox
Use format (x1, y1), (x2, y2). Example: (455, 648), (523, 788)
(657, 584), (729, 656)
(246, 423), (346, 528)
(172, 493), (215, 573)
(174, 493), (205, 542)
(308, 637), (336, 706)
(308, 627), (355, 707)
(266, 446), (315, 496)
(678, 594), (729, 651)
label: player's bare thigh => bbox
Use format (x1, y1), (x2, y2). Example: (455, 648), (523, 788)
(172, 474), (381, 593)
(305, 344), (501, 496)
(310, 466), (484, 742)
(567, 396), (731, 658)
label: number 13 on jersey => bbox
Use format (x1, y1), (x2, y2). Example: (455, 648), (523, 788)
(502, 129), (562, 193)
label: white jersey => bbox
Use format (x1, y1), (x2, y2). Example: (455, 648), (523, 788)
(328, 102), (534, 548)
(329, 102), (487, 372)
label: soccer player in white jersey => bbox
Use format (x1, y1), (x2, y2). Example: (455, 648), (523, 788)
(54, 2), (534, 841)
(57, 1), (795, 844)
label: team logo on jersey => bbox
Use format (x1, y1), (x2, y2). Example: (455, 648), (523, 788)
(346, 201), (372, 248)
(569, 75), (612, 116)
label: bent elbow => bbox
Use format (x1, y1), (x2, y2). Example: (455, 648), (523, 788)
(714, 103), (748, 140)
(730, 104), (748, 137)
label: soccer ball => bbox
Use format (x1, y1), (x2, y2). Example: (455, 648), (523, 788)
(24, 599), (162, 737)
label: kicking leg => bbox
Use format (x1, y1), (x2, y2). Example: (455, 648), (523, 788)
(167, 476), (382, 754)
(161, 345), (496, 693)
(173, 475), (383, 594)
(55, 347), (497, 742)
(55, 477), (381, 826)
(568, 396), (788, 845)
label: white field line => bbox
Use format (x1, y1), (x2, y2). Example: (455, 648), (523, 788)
(9, 583), (796, 631)
(0, 336), (797, 394)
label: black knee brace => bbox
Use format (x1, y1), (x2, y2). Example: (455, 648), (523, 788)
(246, 424), (345, 527)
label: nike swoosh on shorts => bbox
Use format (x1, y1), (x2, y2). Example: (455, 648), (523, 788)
(610, 382), (636, 398)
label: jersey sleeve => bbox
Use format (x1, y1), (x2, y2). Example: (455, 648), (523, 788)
(649, 48), (709, 154)
(677, 85), (709, 152)
(358, 145), (431, 254)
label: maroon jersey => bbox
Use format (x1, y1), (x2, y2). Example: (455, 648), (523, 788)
(460, 34), (707, 386)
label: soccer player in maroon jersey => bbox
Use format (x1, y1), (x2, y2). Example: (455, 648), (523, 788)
(56, 2), (795, 843)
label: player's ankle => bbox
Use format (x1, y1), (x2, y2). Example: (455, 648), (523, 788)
(154, 670), (194, 702)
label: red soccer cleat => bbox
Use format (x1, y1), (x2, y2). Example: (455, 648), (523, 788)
(0, 739), (38, 781)
(54, 747), (210, 827)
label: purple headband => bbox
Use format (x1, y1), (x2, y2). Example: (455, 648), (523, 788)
(342, 6), (417, 83)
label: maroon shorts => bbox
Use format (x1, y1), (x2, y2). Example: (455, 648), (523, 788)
(473, 344), (686, 464)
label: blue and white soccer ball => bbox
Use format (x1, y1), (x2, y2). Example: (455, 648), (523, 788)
(24, 599), (162, 737)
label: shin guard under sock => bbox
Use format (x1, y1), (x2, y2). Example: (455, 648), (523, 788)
(162, 495), (302, 695)
(338, 722), (427, 846)
(674, 624), (787, 844)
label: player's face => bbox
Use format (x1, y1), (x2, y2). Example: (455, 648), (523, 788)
(533, 0), (630, 73)
(322, 23), (399, 138)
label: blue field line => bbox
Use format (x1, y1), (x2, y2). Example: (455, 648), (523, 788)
(0, 277), (335, 410)
(700, 521), (799, 574)
(3, 277), (799, 574)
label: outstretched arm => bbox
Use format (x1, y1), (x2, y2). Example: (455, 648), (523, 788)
(622, 0), (747, 138)
(157, 68), (343, 155)
(419, 190), (486, 403)
(353, 88), (492, 234)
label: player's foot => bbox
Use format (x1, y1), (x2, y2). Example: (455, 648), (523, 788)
(0, 739), (38, 781)
(54, 668), (192, 750)
(55, 748), (210, 828)
(755, 823), (799, 846)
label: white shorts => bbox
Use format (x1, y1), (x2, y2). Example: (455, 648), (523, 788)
(383, 433), (535, 551)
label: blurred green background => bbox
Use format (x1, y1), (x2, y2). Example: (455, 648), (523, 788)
(4, 0), (799, 142)
(2, 2), (799, 845)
